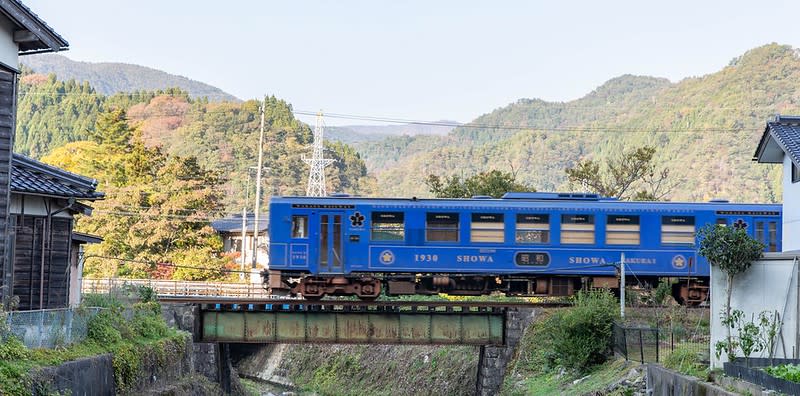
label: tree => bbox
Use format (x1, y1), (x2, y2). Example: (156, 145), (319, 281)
(565, 146), (673, 200)
(697, 224), (764, 362)
(424, 170), (533, 198)
(90, 108), (133, 149)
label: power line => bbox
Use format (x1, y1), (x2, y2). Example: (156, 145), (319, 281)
(292, 110), (751, 133)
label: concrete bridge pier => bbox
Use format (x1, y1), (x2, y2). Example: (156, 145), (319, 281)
(476, 307), (536, 396)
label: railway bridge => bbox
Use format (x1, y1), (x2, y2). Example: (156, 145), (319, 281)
(158, 296), (538, 395)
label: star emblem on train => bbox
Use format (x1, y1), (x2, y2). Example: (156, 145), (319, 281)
(733, 219), (748, 230)
(350, 212), (365, 227)
(672, 255), (687, 269)
(379, 250), (395, 265)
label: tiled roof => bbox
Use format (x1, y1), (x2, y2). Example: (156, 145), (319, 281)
(11, 153), (103, 199)
(2, 0), (69, 54)
(211, 213), (269, 234)
(753, 115), (800, 167)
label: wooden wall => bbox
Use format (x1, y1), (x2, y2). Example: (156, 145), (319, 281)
(0, 67), (15, 303)
(10, 215), (72, 310)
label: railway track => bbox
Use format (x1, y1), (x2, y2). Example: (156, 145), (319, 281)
(158, 295), (569, 312)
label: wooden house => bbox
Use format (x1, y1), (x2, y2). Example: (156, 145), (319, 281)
(0, 0), (70, 306)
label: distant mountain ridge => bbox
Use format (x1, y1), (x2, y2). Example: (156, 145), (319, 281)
(355, 44), (800, 203)
(21, 54), (239, 102)
(327, 121), (457, 143)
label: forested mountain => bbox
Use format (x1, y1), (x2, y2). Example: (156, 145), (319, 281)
(14, 72), (374, 212)
(327, 122), (457, 143)
(356, 43), (800, 203)
(21, 54), (238, 101)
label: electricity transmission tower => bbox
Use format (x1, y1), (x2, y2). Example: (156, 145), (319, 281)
(303, 112), (335, 196)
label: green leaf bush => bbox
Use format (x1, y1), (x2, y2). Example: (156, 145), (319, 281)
(765, 364), (800, 383)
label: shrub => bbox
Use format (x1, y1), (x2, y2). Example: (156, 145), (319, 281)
(765, 364), (800, 383)
(0, 336), (29, 361)
(131, 302), (168, 339)
(113, 343), (141, 392)
(547, 290), (620, 372)
(87, 309), (123, 345)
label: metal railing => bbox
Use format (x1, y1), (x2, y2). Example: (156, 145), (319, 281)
(4, 307), (103, 349)
(82, 278), (272, 298)
(612, 322), (710, 364)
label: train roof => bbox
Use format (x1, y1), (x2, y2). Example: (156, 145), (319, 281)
(271, 194), (781, 213)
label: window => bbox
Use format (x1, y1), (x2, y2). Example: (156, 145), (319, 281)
(561, 214), (595, 244)
(755, 221), (764, 245)
(768, 221), (778, 252)
(793, 162), (800, 183)
(426, 213), (459, 242)
(292, 215), (308, 238)
(661, 216), (695, 245)
(606, 215), (640, 245)
(371, 212), (405, 241)
(471, 213), (504, 243)
(516, 214), (550, 243)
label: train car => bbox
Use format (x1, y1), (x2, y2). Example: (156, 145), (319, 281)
(266, 192), (781, 304)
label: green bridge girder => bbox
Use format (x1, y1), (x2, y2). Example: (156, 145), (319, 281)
(201, 310), (505, 345)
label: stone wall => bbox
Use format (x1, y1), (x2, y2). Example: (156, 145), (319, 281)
(476, 307), (536, 396)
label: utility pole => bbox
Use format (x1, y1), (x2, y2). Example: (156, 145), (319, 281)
(239, 169), (252, 280)
(251, 100), (266, 271)
(620, 252), (626, 318)
(240, 206), (247, 280)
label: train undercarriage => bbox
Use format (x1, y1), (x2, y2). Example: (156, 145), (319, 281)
(266, 270), (709, 305)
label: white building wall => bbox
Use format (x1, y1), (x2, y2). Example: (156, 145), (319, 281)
(225, 233), (269, 268)
(784, 155), (800, 251)
(9, 194), (73, 218)
(0, 16), (18, 70)
(710, 253), (800, 368)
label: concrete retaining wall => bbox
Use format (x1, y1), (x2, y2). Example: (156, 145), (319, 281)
(29, 332), (235, 395)
(646, 365), (735, 396)
(31, 354), (116, 396)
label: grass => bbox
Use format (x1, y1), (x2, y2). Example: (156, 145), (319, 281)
(0, 288), (190, 396)
(505, 358), (638, 396)
(662, 342), (709, 379)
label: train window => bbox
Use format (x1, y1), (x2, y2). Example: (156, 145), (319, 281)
(291, 215), (308, 238)
(755, 221), (764, 246)
(768, 221), (778, 252)
(371, 212), (405, 241)
(426, 213), (459, 242)
(606, 215), (640, 245)
(560, 214), (595, 244)
(471, 213), (504, 243)
(516, 214), (550, 243)
(661, 216), (695, 245)
(716, 219), (727, 226)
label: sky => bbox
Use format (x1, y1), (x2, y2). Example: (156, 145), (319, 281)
(22, 0), (800, 126)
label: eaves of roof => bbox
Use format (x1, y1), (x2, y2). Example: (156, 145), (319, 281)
(753, 115), (800, 168)
(11, 153), (103, 200)
(0, 0), (68, 54)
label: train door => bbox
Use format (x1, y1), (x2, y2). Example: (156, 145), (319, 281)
(753, 217), (780, 252)
(318, 211), (345, 274)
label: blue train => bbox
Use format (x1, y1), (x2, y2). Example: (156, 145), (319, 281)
(266, 192), (781, 304)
